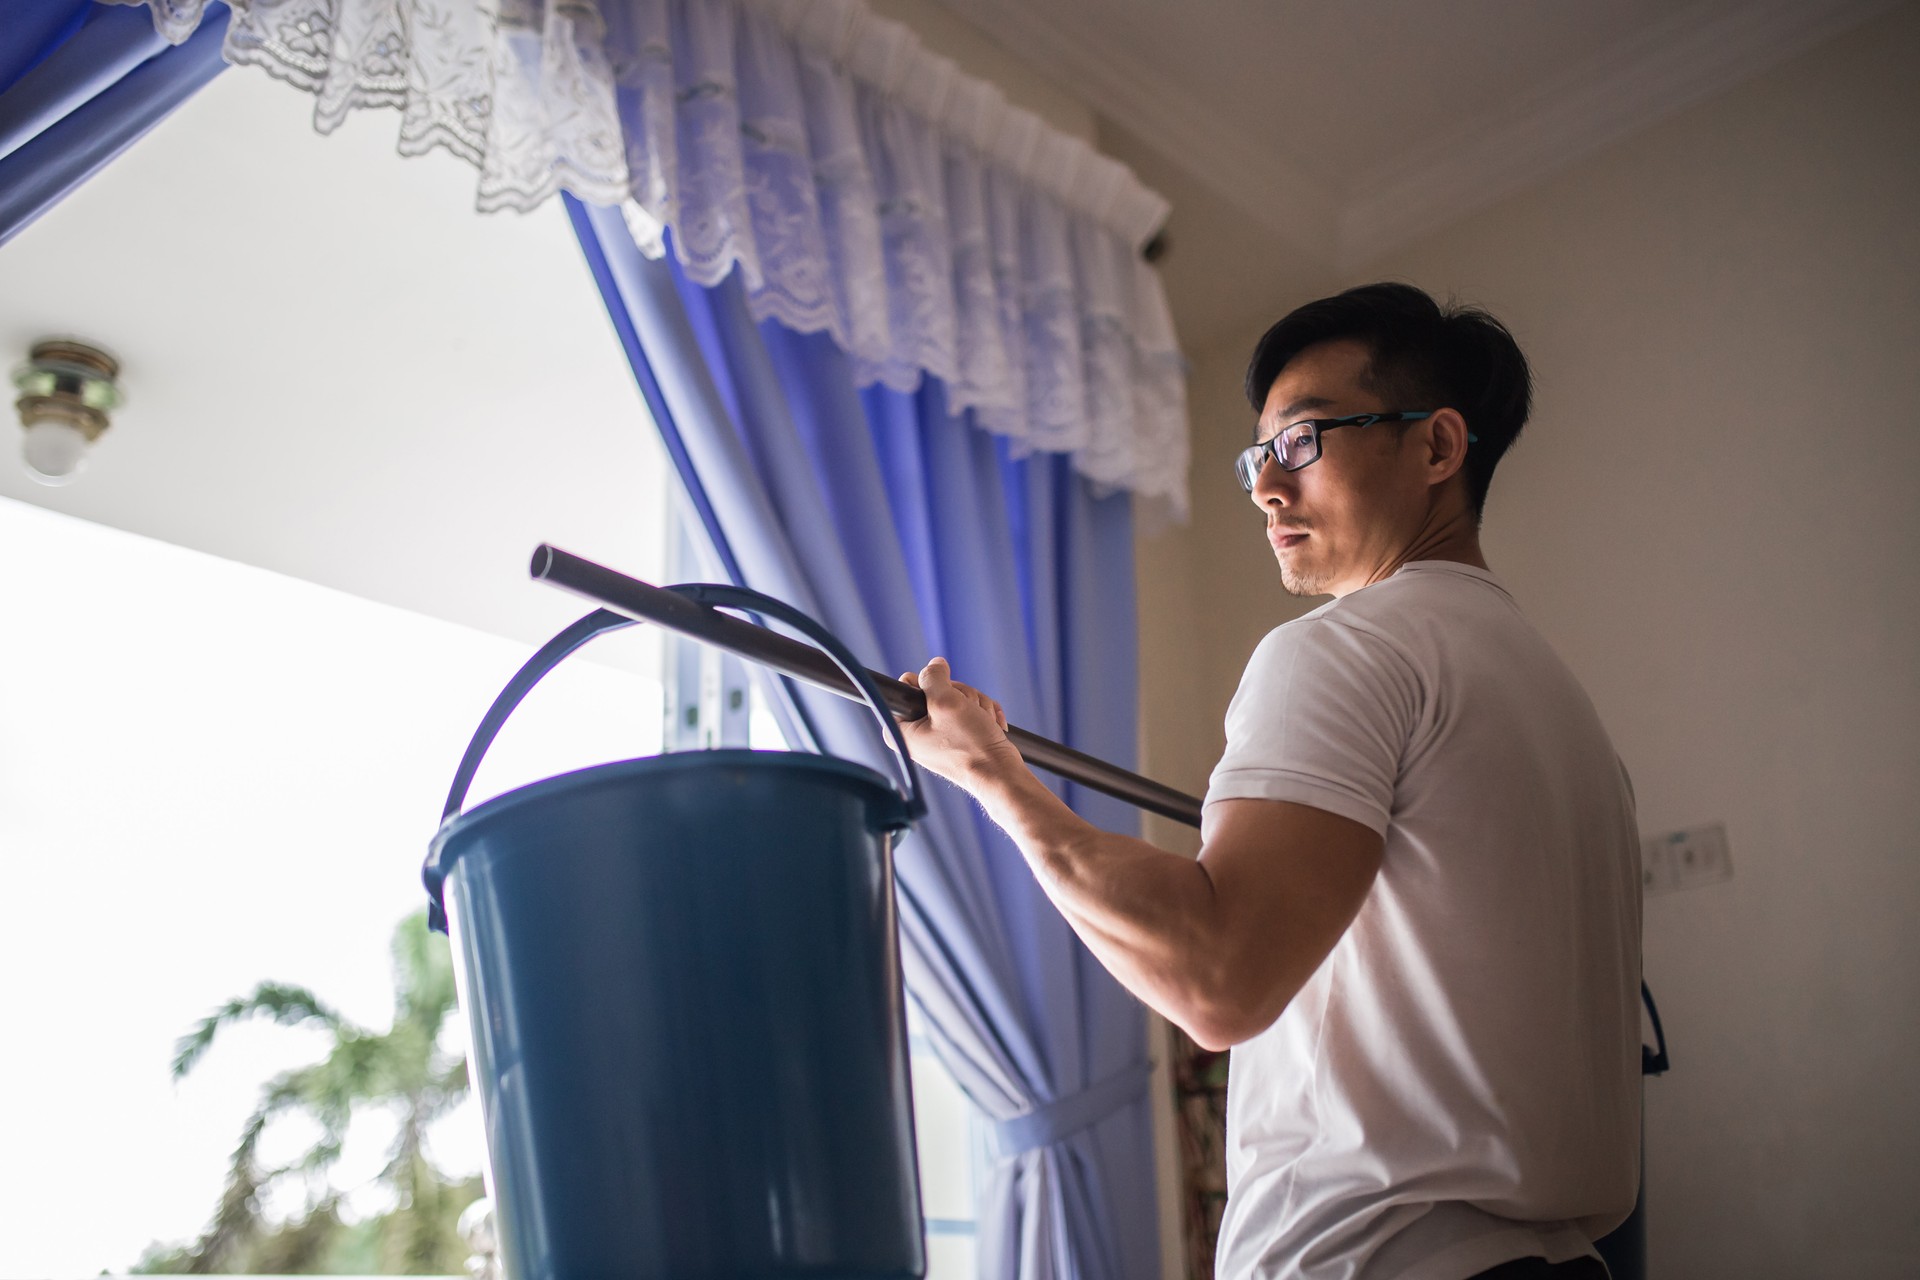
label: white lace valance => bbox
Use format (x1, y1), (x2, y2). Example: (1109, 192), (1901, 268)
(120, 0), (1191, 515)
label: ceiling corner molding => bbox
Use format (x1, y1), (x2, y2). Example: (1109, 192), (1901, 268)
(1334, 0), (1904, 268)
(936, 0), (1340, 263)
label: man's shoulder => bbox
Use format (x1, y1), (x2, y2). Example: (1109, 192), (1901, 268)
(1244, 596), (1422, 694)
(1319, 562), (1515, 639)
(1244, 564), (1525, 696)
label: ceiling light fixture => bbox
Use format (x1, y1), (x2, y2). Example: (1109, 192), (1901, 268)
(13, 339), (123, 486)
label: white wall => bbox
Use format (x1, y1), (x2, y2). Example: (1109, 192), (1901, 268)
(1138, 3), (1920, 1275)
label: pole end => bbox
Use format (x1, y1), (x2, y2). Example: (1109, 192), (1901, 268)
(529, 545), (555, 579)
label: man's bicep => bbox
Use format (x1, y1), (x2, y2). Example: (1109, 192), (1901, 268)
(1196, 798), (1384, 1045)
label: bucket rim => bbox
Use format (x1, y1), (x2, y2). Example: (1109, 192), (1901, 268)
(427, 748), (909, 875)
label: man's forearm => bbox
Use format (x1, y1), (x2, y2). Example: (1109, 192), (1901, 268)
(895, 659), (1352, 1049)
(957, 751), (1237, 1042)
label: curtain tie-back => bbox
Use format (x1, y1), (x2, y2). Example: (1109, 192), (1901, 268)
(992, 1059), (1153, 1158)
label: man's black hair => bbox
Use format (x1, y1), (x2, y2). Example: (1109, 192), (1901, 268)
(1244, 282), (1532, 517)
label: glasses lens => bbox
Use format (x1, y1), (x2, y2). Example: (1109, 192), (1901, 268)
(1234, 443), (1267, 491)
(1276, 420), (1317, 470)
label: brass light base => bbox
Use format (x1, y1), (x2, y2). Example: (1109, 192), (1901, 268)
(13, 338), (124, 483)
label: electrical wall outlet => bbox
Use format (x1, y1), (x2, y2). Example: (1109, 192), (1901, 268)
(1640, 822), (1734, 896)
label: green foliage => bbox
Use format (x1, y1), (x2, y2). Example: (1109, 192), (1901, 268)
(135, 910), (483, 1274)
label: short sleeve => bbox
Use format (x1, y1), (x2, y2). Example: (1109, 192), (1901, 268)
(1203, 616), (1420, 837)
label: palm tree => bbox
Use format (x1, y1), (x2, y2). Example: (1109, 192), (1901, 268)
(137, 910), (482, 1273)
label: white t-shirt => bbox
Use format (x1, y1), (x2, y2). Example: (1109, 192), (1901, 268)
(1204, 562), (1642, 1280)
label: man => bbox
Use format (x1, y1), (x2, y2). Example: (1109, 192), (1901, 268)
(900, 283), (1642, 1280)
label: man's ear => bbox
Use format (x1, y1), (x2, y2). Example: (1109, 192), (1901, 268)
(1425, 409), (1472, 486)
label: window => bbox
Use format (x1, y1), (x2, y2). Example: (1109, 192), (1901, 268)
(0, 497), (666, 1271)
(909, 1001), (986, 1280)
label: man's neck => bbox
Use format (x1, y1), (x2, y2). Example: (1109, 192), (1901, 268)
(1342, 508), (1487, 597)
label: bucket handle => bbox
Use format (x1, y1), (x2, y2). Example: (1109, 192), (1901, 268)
(438, 606), (638, 824)
(428, 585), (927, 931)
(667, 583), (928, 829)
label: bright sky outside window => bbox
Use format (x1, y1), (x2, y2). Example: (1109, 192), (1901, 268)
(0, 497), (668, 1271)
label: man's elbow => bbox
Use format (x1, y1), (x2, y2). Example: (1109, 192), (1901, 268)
(1177, 1018), (1240, 1053)
(1172, 971), (1292, 1052)
(1178, 1009), (1279, 1053)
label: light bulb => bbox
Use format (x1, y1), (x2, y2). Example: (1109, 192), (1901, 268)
(22, 419), (91, 485)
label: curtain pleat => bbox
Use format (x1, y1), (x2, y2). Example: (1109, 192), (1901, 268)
(0, 1), (228, 247)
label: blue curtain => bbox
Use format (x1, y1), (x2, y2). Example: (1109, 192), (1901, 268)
(567, 194), (1161, 1280)
(0, 0), (228, 249)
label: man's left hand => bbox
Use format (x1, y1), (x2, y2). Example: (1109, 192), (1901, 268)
(898, 657), (1020, 789)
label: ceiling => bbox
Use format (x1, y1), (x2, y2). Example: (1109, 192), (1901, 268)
(1, 0), (1898, 560)
(922, 0), (1901, 351)
(0, 66), (671, 666)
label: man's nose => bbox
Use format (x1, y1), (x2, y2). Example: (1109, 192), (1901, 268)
(1251, 456), (1292, 509)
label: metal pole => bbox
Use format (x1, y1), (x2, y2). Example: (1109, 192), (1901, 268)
(530, 545), (1206, 829)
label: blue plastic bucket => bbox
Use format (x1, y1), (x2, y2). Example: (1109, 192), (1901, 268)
(424, 589), (928, 1280)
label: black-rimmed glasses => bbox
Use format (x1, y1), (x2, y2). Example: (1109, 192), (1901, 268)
(1234, 411), (1454, 491)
